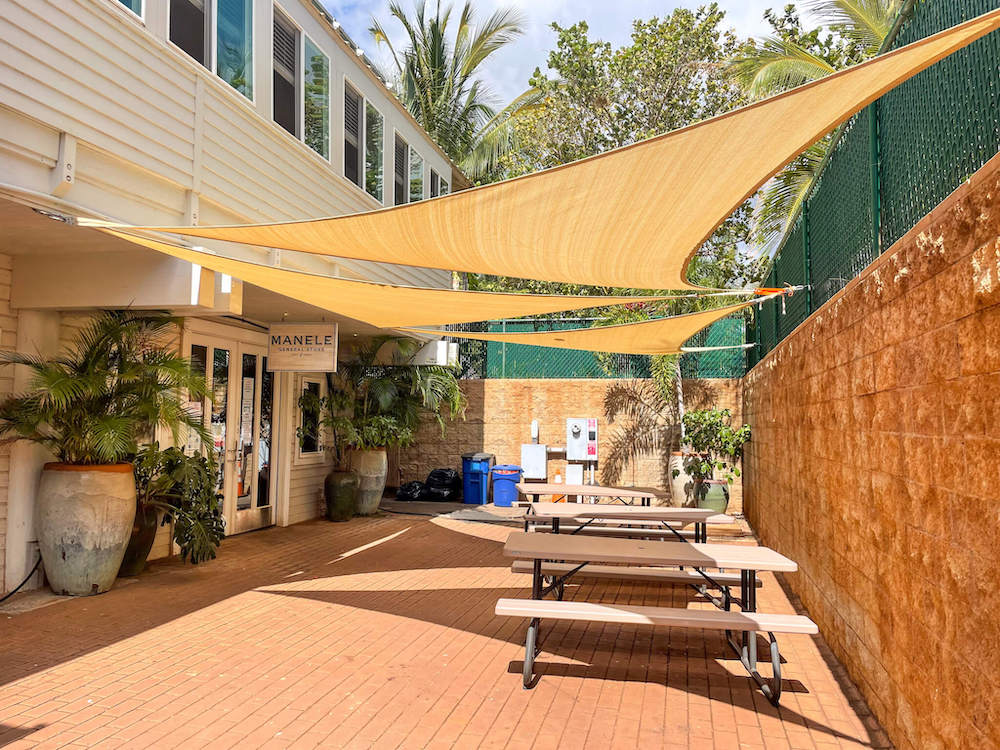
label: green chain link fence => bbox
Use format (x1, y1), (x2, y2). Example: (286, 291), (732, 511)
(749, 0), (1000, 370)
(452, 315), (746, 380)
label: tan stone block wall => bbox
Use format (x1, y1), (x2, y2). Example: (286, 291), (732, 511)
(743, 156), (1000, 749)
(396, 378), (744, 512)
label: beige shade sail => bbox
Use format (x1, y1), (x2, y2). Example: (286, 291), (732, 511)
(97, 229), (710, 328)
(81, 9), (1000, 290)
(405, 300), (760, 356)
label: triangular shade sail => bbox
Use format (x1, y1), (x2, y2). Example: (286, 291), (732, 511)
(82, 9), (1000, 290)
(98, 229), (697, 328)
(406, 301), (758, 355)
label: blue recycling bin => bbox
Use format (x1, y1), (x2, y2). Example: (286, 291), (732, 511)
(461, 452), (494, 505)
(491, 465), (523, 508)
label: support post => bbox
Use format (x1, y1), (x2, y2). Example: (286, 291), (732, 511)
(802, 202), (812, 315)
(868, 102), (881, 255)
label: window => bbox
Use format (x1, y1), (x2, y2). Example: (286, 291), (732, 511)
(393, 134), (408, 205)
(440, 177), (450, 195)
(170, 0), (252, 101)
(118, 0), (142, 16)
(217, 0), (253, 99)
(170, 0), (209, 65)
(409, 147), (424, 202)
(344, 85), (362, 187)
(303, 38), (330, 159)
(365, 102), (384, 203)
(272, 9), (299, 137)
(430, 169), (439, 198)
(298, 378), (322, 459)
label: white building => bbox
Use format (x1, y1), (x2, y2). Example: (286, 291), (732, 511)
(0, 0), (468, 593)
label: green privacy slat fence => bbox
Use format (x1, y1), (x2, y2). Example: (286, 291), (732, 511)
(751, 0), (1000, 368)
(452, 316), (746, 379)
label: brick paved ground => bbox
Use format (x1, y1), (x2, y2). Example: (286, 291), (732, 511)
(0, 515), (889, 749)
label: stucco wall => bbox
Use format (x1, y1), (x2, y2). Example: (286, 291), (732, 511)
(742, 158), (1000, 749)
(396, 378), (744, 512)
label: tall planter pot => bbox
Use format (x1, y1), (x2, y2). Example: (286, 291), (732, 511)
(37, 464), (137, 596)
(351, 449), (387, 516)
(324, 470), (358, 521)
(696, 479), (730, 514)
(118, 504), (161, 577)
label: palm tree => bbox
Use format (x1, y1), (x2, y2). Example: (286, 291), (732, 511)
(369, 0), (534, 179)
(729, 0), (905, 251)
(0, 311), (209, 465)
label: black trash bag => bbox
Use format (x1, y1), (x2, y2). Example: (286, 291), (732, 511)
(426, 485), (460, 502)
(396, 481), (428, 502)
(425, 468), (462, 501)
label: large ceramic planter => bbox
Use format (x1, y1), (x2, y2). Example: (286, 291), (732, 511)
(696, 479), (730, 514)
(351, 449), (387, 516)
(324, 470), (359, 521)
(37, 464), (136, 596)
(118, 504), (161, 577)
(668, 452), (700, 507)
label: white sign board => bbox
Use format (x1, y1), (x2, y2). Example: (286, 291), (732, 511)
(267, 323), (338, 372)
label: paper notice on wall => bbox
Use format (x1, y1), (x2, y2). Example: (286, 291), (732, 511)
(240, 377), (254, 444)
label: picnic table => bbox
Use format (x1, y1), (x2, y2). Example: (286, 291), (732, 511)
(520, 501), (733, 543)
(516, 481), (658, 506)
(496, 530), (815, 704)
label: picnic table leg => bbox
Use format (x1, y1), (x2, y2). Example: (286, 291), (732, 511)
(523, 558), (542, 688)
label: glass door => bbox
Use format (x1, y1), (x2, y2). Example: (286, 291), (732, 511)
(186, 336), (274, 535)
(232, 343), (273, 533)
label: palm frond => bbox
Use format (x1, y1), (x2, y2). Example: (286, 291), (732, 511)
(727, 36), (836, 99)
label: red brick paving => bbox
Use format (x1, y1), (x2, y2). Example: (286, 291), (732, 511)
(0, 515), (889, 749)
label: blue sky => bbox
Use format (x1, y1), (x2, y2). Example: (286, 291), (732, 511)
(323, 0), (784, 103)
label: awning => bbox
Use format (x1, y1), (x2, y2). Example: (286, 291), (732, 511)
(81, 9), (1000, 290)
(97, 229), (707, 328)
(406, 300), (760, 356)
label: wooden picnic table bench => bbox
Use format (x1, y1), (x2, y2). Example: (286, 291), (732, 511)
(516, 482), (658, 506)
(495, 531), (815, 704)
(521, 501), (734, 543)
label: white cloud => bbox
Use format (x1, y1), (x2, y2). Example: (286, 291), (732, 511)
(323, 0), (779, 103)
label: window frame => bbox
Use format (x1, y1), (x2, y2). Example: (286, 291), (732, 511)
(363, 99), (385, 204)
(302, 33), (331, 161)
(393, 130), (409, 206)
(113, 0), (145, 22)
(271, 4), (301, 139)
(408, 146), (424, 203)
(343, 77), (365, 191)
(166, 0), (257, 105)
(295, 375), (326, 465)
(429, 169), (439, 198)
(440, 176), (450, 195)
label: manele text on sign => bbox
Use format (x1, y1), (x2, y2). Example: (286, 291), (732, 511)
(267, 323), (338, 372)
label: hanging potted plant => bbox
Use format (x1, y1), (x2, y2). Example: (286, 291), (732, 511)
(0, 311), (209, 596)
(323, 336), (465, 515)
(119, 443), (225, 576)
(673, 409), (750, 513)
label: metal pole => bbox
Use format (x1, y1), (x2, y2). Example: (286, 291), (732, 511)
(869, 102), (881, 256)
(802, 202), (813, 315)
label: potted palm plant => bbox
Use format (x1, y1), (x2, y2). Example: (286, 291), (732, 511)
(674, 409), (750, 513)
(120, 442), (225, 576)
(323, 336), (465, 515)
(0, 311), (209, 595)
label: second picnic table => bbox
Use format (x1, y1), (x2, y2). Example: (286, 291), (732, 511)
(520, 500), (733, 543)
(516, 481), (657, 506)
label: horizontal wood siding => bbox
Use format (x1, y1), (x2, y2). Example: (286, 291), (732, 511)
(286, 461), (329, 526)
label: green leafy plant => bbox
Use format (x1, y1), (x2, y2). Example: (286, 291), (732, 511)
(0, 311), (210, 464)
(674, 409), (751, 485)
(134, 443), (225, 564)
(302, 336), (465, 455)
